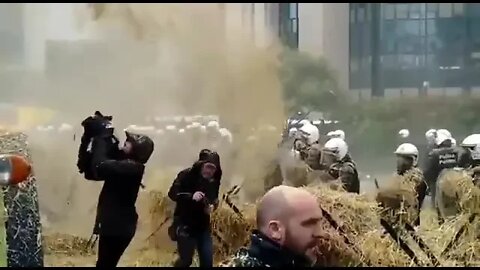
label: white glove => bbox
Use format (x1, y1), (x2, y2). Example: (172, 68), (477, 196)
(192, 191), (205, 202)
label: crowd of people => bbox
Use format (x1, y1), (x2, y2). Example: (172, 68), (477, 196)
(72, 110), (480, 268)
(287, 117), (480, 227)
(73, 111), (328, 267)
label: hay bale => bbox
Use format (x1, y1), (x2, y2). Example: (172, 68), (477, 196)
(418, 212), (480, 266)
(436, 169), (480, 218)
(210, 203), (256, 261)
(375, 169), (423, 225)
(304, 184), (411, 266)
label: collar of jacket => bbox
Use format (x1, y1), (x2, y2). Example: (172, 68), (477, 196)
(247, 230), (312, 267)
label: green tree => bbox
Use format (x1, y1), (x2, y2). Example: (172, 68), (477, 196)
(279, 49), (344, 114)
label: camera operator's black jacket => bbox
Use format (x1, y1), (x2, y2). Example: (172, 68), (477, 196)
(168, 160), (220, 235)
(90, 134), (151, 237)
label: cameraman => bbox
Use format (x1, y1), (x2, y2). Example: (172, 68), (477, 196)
(168, 152), (222, 267)
(84, 114), (154, 267)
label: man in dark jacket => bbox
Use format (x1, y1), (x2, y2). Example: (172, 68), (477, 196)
(174, 149), (214, 179)
(168, 152), (221, 267)
(91, 131), (154, 267)
(221, 185), (321, 267)
(170, 149), (222, 219)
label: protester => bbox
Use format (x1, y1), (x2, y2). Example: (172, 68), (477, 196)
(221, 185), (322, 267)
(168, 151), (222, 267)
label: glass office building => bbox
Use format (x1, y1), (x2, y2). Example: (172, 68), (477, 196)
(279, 3), (299, 49)
(350, 3), (480, 96)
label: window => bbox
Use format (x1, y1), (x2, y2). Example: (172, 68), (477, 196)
(471, 19), (480, 45)
(430, 18), (465, 68)
(382, 21), (396, 54)
(398, 37), (423, 54)
(426, 3), (438, 18)
(350, 58), (359, 72)
(436, 18), (465, 44)
(383, 38), (396, 54)
(395, 20), (423, 54)
(417, 55), (426, 67)
(437, 53), (463, 68)
(396, 4), (409, 19)
(452, 3), (464, 16)
(363, 23), (371, 56)
(398, 54), (417, 69)
(289, 3), (297, 19)
(426, 19), (437, 35)
(353, 3), (473, 89)
(426, 54), (436, 68)
(350, 8), (355, 23)
(420, 4), (427, 19)
(357, 6), (365, 22)
(420, 20), (426, 36)
(399, 20), (421, 36)
(470, 4), (480, 17)
(439, 3), (452, 18)
(409, 3), (422, 19)
(384, 4), (395, 19)
(429, 37), (440, 53)
(383, 55), (398, 68)
(365, 4), (371, 22)
(361, 56), (370, 69)
(289, 3), (298, 34)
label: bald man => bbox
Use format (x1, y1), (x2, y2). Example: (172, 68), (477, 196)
(221, 186), (322, 267)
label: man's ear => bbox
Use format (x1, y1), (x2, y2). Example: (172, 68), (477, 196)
(268, 221), (283, 241)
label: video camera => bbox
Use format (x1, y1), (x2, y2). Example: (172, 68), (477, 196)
(77, 111), (120, 180)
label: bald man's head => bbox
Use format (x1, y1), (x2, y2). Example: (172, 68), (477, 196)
(257, 186), (311, 228)
(256, 186), (322, 258)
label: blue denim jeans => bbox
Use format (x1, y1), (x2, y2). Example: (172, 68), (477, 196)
(173, 229), (213, 267)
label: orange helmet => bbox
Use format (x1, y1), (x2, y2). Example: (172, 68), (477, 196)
(0, 154), (32, 185)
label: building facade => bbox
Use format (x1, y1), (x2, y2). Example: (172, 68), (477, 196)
(349, 3), (480, 99)
(276, 3), (480, 99)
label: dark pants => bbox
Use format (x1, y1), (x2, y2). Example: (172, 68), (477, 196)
(173, 230), (213, 267)
(96, 234), (134, 267)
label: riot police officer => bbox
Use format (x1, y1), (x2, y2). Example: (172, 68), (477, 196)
(393, 143), (427, 225)
(423, 129), (459, 208)
(458, 134), (480, 169)
(321, 138), (360, 193)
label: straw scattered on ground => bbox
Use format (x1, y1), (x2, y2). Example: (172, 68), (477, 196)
(42, 166), (480, 267)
